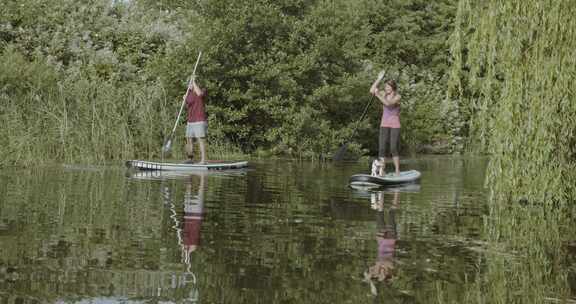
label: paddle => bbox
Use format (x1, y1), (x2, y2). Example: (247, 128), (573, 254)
(162, 51), (203, 155)
(333, 95), (374, 161)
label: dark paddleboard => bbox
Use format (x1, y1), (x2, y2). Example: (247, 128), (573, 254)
(126, 160), (248, 171)
(349, 170), (421, 188)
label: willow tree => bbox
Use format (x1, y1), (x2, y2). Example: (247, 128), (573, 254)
(448, 0), (576, 205)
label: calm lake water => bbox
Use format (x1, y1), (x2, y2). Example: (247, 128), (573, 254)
(1, 156), (574, 303)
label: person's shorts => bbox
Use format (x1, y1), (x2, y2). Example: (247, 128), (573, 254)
(186, 121), (207, 138)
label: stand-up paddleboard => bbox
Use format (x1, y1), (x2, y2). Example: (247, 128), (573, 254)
(349, 170), (421, 188)
(126, 160), (248, 171)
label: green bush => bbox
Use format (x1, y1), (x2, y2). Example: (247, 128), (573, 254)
(1, 0), (458, 165)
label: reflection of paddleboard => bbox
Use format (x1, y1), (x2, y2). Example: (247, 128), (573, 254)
(128, 169), (247, 181)
(349, 170), (421, 188)
(350, 182), (421, 194)
(126, 160), (248, 171)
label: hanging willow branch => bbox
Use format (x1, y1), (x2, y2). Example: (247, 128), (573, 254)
(448, 0), (576, 205)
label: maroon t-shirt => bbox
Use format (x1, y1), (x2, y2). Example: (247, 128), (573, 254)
(183, 215), (202, 246)
(186, 88), (207, 123)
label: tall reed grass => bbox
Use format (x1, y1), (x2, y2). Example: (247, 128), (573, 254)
(0, 47), (243, 167)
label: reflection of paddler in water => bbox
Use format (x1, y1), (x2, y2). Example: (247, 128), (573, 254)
(181, 173), (205, 267)
(364, 190), (399, 296)
(163, 173), (206, 301)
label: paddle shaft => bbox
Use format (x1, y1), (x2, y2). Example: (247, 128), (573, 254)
(333, 96), (374, 161)
(348, 95), (374, 142)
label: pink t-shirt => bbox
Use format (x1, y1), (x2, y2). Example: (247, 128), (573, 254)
(377, 237), (396, 260)
(381, 104), (400, 128)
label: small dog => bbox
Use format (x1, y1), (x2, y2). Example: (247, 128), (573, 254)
(371, 159), (383, 176)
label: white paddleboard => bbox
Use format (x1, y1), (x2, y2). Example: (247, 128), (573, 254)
(126, 160), (248, 171)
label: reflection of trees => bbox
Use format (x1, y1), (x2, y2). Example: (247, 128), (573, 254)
(451, 203), (576, 304)
(188, 160), (482, 303)
(341, 157), (492, 303)
(0, 168), (203, 302)
(0, 158), (504, 303)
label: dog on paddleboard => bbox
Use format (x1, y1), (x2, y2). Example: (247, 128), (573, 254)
(371, 159), (383, 177)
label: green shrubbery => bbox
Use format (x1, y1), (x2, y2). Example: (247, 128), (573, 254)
(1, 0), (457, 165)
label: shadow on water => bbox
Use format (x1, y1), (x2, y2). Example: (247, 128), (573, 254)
(0, 156), (575, 303)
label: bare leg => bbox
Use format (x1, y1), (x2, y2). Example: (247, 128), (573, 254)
(185, 137), (194, 161)
(392, 191), (400, 208)
(378, 157), (386, 176)
(393, 156), (400, 176)
(198, 138), (207, 164)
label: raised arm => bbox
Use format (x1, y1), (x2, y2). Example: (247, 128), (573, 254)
(387, 94), (401, 106)
(374, 90), (389, 106)
(191, 77), (204, 96)
(370, 70), (386, 95)
(375, 92), (401, 107)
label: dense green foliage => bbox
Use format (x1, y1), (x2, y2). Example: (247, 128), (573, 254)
(1, 0), (457, 165)
(448, 0), (576, 205)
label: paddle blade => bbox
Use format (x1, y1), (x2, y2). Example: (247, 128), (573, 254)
(333, 144), (348, 161)
(162, 139), (172, 154)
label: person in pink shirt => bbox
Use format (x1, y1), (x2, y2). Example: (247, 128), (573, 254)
(370, 71), (402, 176)
(184, 78), (208, 164)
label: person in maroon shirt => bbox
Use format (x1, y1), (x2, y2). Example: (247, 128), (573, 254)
(184, 77), (208, 164)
